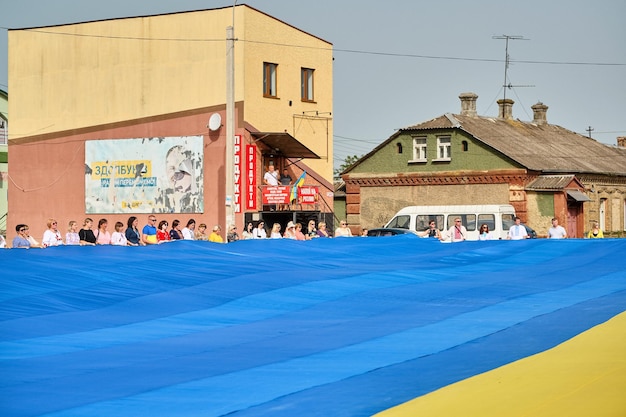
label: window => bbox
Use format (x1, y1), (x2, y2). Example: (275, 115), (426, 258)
(599, 198), (606, 231)
(263, 62), (278, 97)
(387, 215), (410, 229)
(447, 214), (476, 231)
(436, 137), (451, 160)
(416, 215), (444, 232)
(462, 140), (469, 152)
(301, 68), (314, 101)
(477, 214), (495, 232)
(502, 214), (515, 230)
(396, 143), (403, 154)
(412, 137), (427, 162)
(0, 119), (6, 145)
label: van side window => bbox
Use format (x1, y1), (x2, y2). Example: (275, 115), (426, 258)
(416, 215), (444, 232)
(448, 214), (476, 231)
(477, 214), (495, 231)
(387, 215), (410, 229)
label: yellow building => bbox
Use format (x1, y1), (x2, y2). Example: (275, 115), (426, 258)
(7, 5), (334, 241)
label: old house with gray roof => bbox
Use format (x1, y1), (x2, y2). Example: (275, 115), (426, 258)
(342, 92), (626, 238)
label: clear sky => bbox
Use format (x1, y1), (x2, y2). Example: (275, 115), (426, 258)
(1, 0), (625, 169)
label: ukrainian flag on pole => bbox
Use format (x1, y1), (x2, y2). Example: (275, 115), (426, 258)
(290, 171), (306, 202)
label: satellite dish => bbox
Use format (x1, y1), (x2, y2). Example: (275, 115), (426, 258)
(208, 113), (222, 131)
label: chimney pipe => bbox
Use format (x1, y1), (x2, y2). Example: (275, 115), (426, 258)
(459, 92), (478, 117)
(497, 98), (514, 120)
(531, 102), (548, 125)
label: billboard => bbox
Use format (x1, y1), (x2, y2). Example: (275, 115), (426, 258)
(85, 137), (204, 213)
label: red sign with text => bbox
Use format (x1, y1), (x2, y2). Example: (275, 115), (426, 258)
(262, 186), (290, 204)
(234, 135), (242, 213)
(297, 186), (319, 204)
(245, 144), (257, 210)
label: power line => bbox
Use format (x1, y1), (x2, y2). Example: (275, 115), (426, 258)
(2, 26), (624, 67)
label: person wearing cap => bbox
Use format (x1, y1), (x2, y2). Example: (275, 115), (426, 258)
(334, 220), (353, 237)
(284, 221), (297, 239)
(209, 225), (224, 243)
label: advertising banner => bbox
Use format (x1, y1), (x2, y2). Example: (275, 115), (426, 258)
(85, 137), (204, 213)
(262, 186), (290, 205)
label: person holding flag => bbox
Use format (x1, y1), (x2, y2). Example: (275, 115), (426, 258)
(290, 171), (306, 205)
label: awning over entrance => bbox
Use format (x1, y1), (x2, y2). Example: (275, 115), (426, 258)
(251, 132), (320, 159)
(566, 189), (591, 202)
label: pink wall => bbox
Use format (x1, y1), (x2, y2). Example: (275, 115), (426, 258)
(7, 110), (232, 244)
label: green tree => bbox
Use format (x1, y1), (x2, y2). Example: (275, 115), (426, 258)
(334, 154), (361, 180)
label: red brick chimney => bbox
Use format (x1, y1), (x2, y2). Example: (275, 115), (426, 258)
(617, 137), (626, 148)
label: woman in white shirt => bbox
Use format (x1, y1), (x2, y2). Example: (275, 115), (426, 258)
(42, 218), (64, 247)
(111, 221), (128, 246)
(334, 220), (353, 237)
(478, 224), (494, 240)
(253, 221), (267, 239)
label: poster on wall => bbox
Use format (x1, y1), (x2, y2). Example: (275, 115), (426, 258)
(85, 137), (204, 214)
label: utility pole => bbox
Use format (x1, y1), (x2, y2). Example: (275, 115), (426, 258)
(225, 21), (235, 232)
(586, 126), (594, 138)
(492, 35), (529, 101)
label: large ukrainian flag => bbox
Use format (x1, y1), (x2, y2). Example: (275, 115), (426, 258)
(1, 237), (625, 416)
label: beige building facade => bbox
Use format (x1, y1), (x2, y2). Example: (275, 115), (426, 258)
(7, 5), (334, 243)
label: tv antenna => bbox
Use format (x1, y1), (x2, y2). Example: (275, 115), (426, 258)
(493, 35), (534, 101)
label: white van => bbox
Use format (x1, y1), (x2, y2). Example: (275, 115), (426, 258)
(384, 204), (516, 241)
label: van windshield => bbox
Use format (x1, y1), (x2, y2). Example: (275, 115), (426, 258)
(502, 214), (515, 230)
(387, 215), (410, 229)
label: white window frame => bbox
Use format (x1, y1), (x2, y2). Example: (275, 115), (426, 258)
(435, 136), (451, 161)
(599, 198), (606, 232)
(410, 136), (427, 163)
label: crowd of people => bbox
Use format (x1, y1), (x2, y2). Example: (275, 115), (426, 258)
(420, 216), (602, 242)
(3, 216), (358, 249)
(2, 214), (606, 249)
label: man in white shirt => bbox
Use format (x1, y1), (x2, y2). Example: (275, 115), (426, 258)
(263, 165), (279, 186)
(508, 216), (529, 240)
(263, 165), (279, 211)
(548, 217), (567, 239)
(445, 217), (467, 242)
